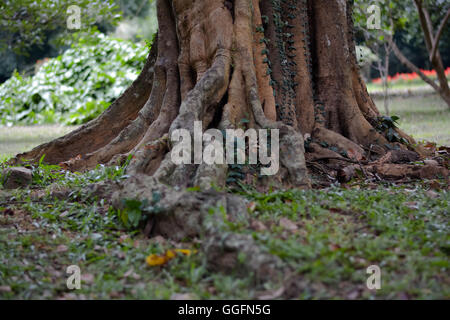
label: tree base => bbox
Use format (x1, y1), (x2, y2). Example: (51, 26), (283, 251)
(7, 0), (450, 283)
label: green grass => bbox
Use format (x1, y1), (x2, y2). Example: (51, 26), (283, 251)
(374, 94), (450, 146)
(0, 93), (448, 300)
(0, 161), (448, 299)
(237, 186), (449, 299)
(0, 125), (78, 159)
(368, 83), (432, 92)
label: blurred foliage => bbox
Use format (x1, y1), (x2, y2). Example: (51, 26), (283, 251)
(356, 45), (379, 81)
(112, 0), (157, 43)
(356, 45), (379, 66)
(354, 0), (450, 76)
(0, 0), (121, 56)
(0, 0), (156, 83)
(0, 33), (149, 125)
(116, 0), (154, 19)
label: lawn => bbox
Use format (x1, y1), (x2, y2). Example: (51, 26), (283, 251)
(0, 125), (77, 160)
(0, 161), (448, 299)
(374, 94), (450, 146)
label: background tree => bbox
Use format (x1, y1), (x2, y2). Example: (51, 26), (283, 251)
(355, 0), (450, 107)
(354, 0), (400, 115)
(390, 0), (450, 108)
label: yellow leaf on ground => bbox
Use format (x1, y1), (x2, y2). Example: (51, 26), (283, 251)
(174, 249), (193, 256)
(165, 250), (176, 259)
(146, 254), (168, 266)
(146, 249), (197, 267)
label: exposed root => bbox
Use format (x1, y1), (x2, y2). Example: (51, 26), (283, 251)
(122, 0), (311, 191)
(338, 163), (448, 183)
(251, 0), (277, 122)
(110, 173), (286, 282)
(306, 142), (354, 166)
(313, 127), (365, 160)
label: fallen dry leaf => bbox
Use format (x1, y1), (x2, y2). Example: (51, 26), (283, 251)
(347, 148), (363, 161)
(56, 244), (68, 253)
(174, 249), (194, 256)
(0, 285), (12, 293)
(279, 218), (298, 231)
(123, 268), (134, 278)
(170, 293), (197, 300)
(110, 291), (122, 299)
(57, 293), (78, 300)
(123, 268), (141, 280)
(81, 273), (95, 284)
(119, 234), (129, 243)
(425, 190), (439, 199)
(146, 254), (168, 266)
(59, 210), (70, 218)
(258, 286), (285, 300)
(404, 202), (419, 210)
(146, 248), (196, 267)
(247, 202), (257, 213)
(250, 219), (267, 232)
(347, 290), (360, 300)
(115, 251), (126, 259)
(329, 243), (341, 252)
(429, 180), (441, 190)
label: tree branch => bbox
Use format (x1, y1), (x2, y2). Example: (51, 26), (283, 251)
(414, 0), (434, 51)
(388, 36), (441, 93)
(429, 8), (450, 62)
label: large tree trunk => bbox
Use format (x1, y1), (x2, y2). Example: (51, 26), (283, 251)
(15, 0), (413, 174)
(13, 0), (441, 245)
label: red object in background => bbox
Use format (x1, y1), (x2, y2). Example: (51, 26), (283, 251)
(372, 67), (449, 84)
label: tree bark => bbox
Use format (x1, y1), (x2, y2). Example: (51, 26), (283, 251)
(13, 0), (423, 193)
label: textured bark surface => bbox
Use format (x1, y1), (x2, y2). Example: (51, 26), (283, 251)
(14, 0), (313, 188)
(10, 0), (446, 264)
(16, 0), (410, 167)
